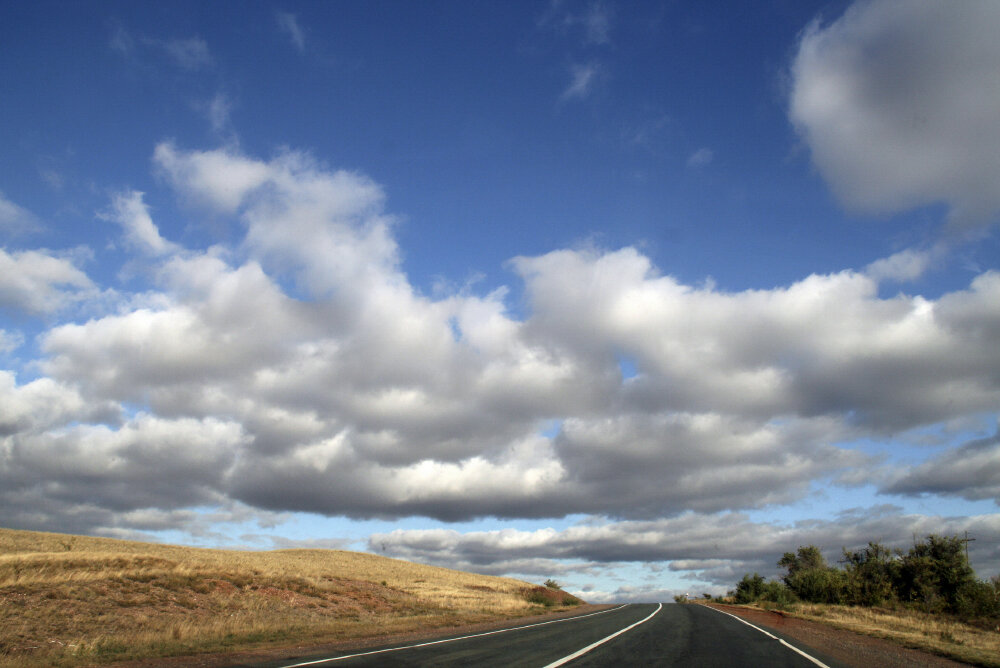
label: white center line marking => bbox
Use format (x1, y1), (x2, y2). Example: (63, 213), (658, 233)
(706, 606), (832, 668)
(541, 603), (663, 668)
(279, 605), (627, 667)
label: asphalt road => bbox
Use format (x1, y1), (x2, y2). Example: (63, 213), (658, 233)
(258, 603), (848, 668)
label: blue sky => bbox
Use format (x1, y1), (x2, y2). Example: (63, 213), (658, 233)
(2, 0), (999, 602)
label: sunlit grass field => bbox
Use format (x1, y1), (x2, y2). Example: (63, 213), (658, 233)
(0, 527), (577, 666)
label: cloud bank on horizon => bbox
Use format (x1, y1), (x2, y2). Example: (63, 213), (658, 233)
(1, 0), (999, 602)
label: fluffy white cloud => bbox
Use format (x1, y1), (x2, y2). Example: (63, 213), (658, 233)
(41, 255), (308, 404)
(790, 0), (1000, 226)
(0, 371), (117, 436)
(514, 247), (1000, 429)
(0, 330), (22, 355)
(0, 247), (96, 313)
(865, 248), (932, 282)
(2, 142), (998, 547)
(154, 143), (271, 213)
(100, 190), (178, 256)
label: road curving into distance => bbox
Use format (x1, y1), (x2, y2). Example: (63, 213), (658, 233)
(257, 603), (846, 667)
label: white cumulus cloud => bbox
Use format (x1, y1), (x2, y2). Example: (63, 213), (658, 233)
(100, 190), (178, 256)
(1, 142), (998, 548)
(790, 0), (1000, 227)
(0, 248), (96, 314)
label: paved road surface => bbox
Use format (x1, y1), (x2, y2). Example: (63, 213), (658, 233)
(256, 603), (847, 667)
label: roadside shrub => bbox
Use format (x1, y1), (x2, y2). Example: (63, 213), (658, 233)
(779, 545), (846, 604)
(733, 573), (767, 604)
(522, 586), (581, 607)
(760, 581), (797, 607)
(726, 534), (1000, 632)
(790, 567), (846, 604)
(524, 587), (555, 606)
(899, 535), (976, 613)
(843, 542), (900, 607)
(732, 573), (794, 605)
(955, 577), (1000, 621)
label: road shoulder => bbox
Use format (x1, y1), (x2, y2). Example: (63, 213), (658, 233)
(705, 603), (970, 668)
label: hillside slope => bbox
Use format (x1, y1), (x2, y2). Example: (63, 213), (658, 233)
(0, 527), (581, 666)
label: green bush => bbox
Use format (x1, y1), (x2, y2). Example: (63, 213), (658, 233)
(728, 534), (996, 622)
(523, 585), (581, 607)
(778, 545), (846, 604)
(790, 567), (847, 604)
(843, 542), (900, 607)
(760, 581), (797, 607)
(899, 535), (976, 613)
(733, 573), (767, 603)
(524, 587), (556, 606)
(955, 577), (1000, 621)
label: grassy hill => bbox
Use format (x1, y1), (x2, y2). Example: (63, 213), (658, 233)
(0, 527), (581, 666)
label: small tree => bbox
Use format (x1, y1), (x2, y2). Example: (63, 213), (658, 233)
(544, 578), (562, 590)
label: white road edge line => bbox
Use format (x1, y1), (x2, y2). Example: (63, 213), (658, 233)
(279, 604), (628, 667)
(706, 606), (831, 668)
(541, 602), (663, 668)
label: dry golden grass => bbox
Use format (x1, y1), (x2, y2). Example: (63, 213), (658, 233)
(0, 527), (574, 667)
(767, 602), (1000, 667)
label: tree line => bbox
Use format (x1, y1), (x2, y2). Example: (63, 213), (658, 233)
(729, 535), (999, 621)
